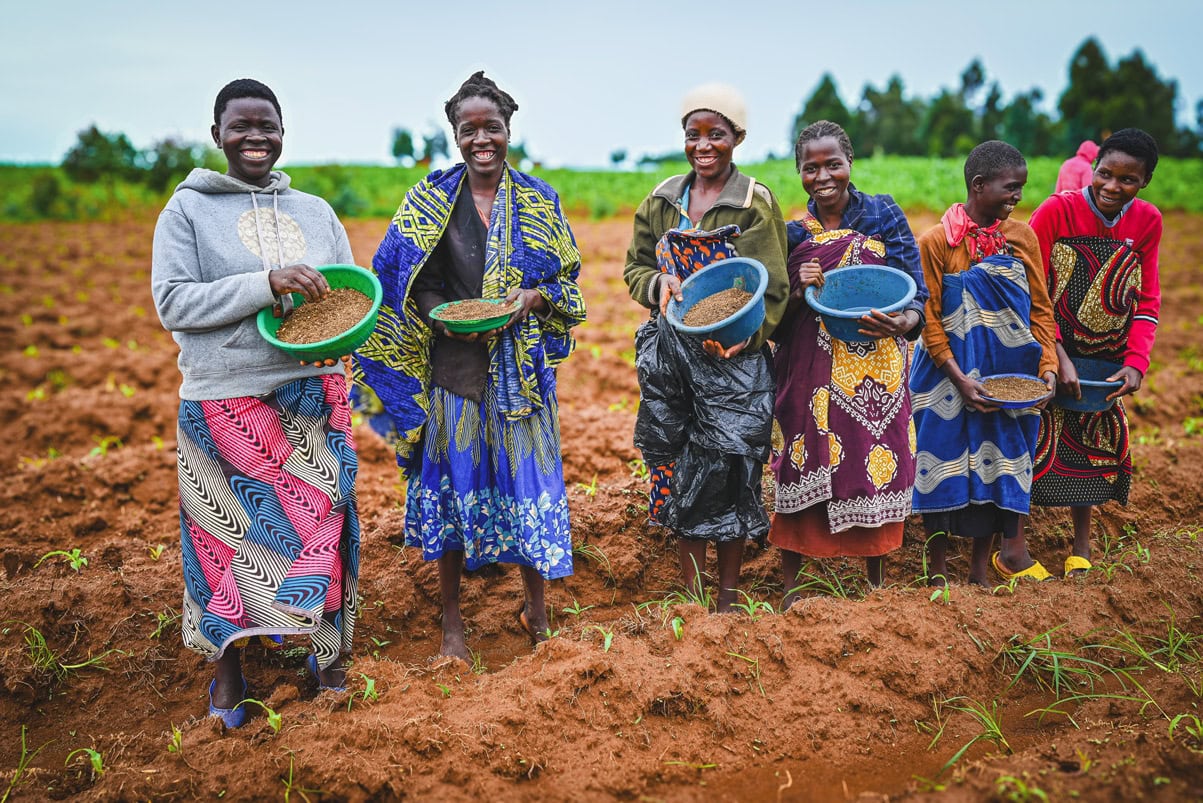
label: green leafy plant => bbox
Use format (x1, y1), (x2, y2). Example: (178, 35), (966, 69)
(786, 560), (864, 600)
(730, 590), (775, 621)
(436, 682), (452, 699)
(573, 542), (616, 589)
(562, 598), (594, 617)
(12, 621), (124, 683)
(34, 548), (88, 572)
(2, 726), (52, 803)
(149, 608), (180, 640)
(368, 635), (391, 659)
(994, 774), (1049, 802)
(166, 723), (183, 754)
(279, 750), (324, 802)
(997, 627), (1115, 698)
(147, 543), (166, 560)
(573, 473), (599, 498)
(1168, 713), (1203, 752)
(243, 699), (282, 733)
(670, 616), (685, 641)
(726, 651), (765, 697)
(927, 696), (1011, 775)
(88, 435), (123, 457)
(587, 625), (614, 652)
(347, 673), (379, 712)
(65, 746), (105, 779)
(628, 458), (650, 482)
(469, 648), (488, 675)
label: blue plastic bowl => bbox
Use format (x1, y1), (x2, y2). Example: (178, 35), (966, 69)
(1056, 356), (1124, 412)
(804, 265), (917, 342)
(980, 373), (1053, 409)
(666, 257), (768, 348)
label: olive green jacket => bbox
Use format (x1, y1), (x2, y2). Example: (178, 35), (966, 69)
(622, 166), (789, 349)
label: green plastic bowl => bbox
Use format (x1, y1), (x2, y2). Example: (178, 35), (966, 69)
(429, 299), (515, 333)
(256, 264), (383, 362)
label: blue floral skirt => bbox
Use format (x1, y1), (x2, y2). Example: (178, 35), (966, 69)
(404, 385), (573, 579)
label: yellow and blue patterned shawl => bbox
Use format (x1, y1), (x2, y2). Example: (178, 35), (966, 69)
(353, 164), (585, 477)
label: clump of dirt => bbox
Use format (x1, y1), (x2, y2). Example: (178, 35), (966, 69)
(981, 374), (1050, 402)
(683, 286), (752, 326)
(0, 212), (1201, 802)
(275, 287), (374, 344)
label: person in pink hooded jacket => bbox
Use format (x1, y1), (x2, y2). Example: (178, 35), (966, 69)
(1054, 140), (1099, 193)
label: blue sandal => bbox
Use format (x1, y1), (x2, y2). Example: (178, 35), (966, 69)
(307, 654), (347, 692)
(208, 678), (248, 728)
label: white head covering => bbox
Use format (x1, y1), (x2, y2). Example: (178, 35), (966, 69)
(680, 83), (747, 145)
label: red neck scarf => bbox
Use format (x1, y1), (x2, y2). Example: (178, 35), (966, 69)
(941, 203), (1010, 263)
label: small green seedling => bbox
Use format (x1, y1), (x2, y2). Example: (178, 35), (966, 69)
(1169, 713), (1203, 752)
(279, 751), (324, 803)
(88, 435), (123, 457)
(588, 625), (614, 652)
(574, 474), (599, 498)
(244, 699), (282, 733)
(167, 723), (183, 753)
(436, 683), (452, 699)
(347, 673), (379, 712)
(3, 725), (52, 802)
(730, 590), (775, 621)
(147, 544), (166, 560)
(562, 598), (594, 617)
(34, 548), (88, 572)
(670, 616), (684, 641)
(65, 747), (105, 778)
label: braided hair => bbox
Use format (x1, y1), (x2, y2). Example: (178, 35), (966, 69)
(444, 71), (519, 128)
(963, 140), (1025, 189)
(794, 120), (853, 171)
(1097, 128), (1159, 179)
(214, 78), (282, 126)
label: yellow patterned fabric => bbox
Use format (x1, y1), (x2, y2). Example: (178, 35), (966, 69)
(354, 165), (585, 478)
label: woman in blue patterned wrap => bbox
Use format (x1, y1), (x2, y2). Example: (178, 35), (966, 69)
(355, 72), (586, 662)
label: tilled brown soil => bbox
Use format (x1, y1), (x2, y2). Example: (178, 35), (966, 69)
(0, 212), (1201, 802)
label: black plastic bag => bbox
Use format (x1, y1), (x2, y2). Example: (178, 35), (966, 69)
(633, 314), (775, 542)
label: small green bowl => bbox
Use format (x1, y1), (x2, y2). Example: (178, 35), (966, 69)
(429, 299), (515, 333)
(256, 264), (383, 362)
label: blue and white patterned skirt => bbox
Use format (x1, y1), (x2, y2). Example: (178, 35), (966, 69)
(404, 384), (573, 579)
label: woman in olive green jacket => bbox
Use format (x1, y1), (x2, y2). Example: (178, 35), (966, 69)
(624, 83), (788, 613)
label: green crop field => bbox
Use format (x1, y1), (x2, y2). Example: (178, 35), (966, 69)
(2, 157), (1201, 223)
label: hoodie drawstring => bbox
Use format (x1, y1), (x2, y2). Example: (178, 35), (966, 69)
(251, 189), (291, 314)
(249, 190), (286, 271)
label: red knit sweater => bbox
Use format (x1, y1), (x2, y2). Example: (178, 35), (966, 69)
(1027, 189), (1162, 374)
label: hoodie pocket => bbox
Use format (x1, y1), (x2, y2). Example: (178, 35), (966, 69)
(220, 318), (272, 373)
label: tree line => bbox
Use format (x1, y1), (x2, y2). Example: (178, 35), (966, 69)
(47, 35), (1202, 198)
(790, 38), (1201, 159)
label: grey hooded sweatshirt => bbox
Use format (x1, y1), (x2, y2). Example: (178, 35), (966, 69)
(151, 168), (354, 399)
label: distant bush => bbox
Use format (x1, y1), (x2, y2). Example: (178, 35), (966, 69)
(62, 125), (140, 183)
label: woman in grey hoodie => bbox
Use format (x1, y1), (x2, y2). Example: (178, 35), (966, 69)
(151, 79), (360, 728)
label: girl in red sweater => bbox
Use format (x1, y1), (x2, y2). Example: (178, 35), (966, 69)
(1028, 128), (1162, 576)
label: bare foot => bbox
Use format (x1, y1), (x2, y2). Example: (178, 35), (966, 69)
(440, 616), (470, 662)
(519, 604), (549, 643)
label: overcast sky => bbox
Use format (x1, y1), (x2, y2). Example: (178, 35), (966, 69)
(2, 0), (1200, 168)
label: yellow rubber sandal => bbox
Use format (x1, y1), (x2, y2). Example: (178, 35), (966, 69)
(992, 551), (1053, 581)
(1064, 555), (1092, 577)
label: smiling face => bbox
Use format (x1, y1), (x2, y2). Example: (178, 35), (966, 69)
(798, 136), (852, 215)
(211, 97), (283, 188)
(453, 96), (508, 183)
(971, 165), (1028, 223)
(683, 111), (735, 182)
(1091, 150), (1150, 218)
